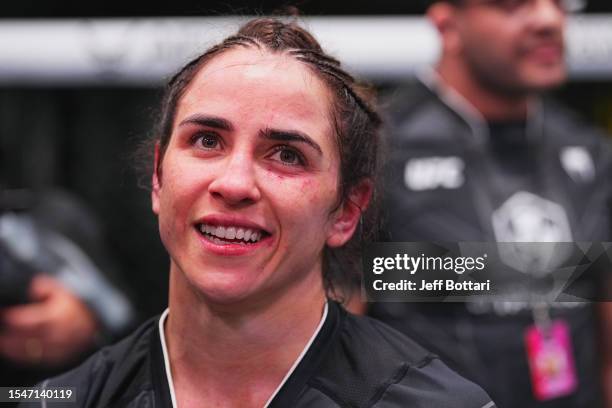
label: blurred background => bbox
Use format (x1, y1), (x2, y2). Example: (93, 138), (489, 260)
(1, 3), (612, 406)
(1, 0), (612, 333)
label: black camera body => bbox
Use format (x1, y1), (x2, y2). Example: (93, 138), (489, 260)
(0, 244), (34, 306)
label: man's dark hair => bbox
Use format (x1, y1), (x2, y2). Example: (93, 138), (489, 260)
(422, 0), (460, 6)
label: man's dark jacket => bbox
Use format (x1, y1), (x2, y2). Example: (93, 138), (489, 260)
(370, 78), (612, 408)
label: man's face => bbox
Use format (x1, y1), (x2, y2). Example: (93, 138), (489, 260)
(451, 0), (568, 95)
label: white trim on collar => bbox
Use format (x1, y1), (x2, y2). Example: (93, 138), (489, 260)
(159, 309), (178, 408)
(158, 302), (329, 408)
(263, 301), (328, 407)
(417, 67), (542, 145)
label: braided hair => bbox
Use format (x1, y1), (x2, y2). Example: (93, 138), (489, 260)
(150, 17), (382, 301)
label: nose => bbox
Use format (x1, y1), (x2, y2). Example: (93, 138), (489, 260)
(208, 153), (261, 206)
(529, 0), (566, 28)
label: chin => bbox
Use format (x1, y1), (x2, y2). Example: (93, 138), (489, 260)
(185, 267), (264, 305)
(524, 66), (567, 92)
(195, 282), (258, 306)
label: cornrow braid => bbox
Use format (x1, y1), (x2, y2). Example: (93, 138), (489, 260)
(291, 50), (382, 127)
(145, 17), (383, 302)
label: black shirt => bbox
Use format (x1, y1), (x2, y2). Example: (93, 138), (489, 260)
(21, 302), (494, 407)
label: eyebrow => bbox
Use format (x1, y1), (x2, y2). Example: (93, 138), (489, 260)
(260, 128), (323, 155)
(178, 114), (323, 155)
(178, 114), (234, 131)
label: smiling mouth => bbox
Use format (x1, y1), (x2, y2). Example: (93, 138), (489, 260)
(523, 41), (563, 59)
(196, 223), (270, 245)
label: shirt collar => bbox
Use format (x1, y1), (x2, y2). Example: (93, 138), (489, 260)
(158, 302), (330, 408)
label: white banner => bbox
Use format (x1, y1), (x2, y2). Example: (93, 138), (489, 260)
(0, 16), (610, 85)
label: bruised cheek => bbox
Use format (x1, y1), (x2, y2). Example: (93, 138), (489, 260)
(272, 172), (286, 181)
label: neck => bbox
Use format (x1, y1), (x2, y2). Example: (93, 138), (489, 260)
(436, 58), (534, 121)
(165, 265), (326, 407)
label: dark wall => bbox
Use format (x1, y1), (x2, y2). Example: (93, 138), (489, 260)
(0, 88), (169, 318)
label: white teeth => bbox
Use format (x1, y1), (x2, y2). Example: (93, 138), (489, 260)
(236, 228), (245, 239)
(200, 223), (264, 243)
(216, 226), (226, 239)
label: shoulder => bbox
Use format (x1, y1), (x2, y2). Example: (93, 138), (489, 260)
(307, 306), (495, 408)
(25, 317), (159, 408)
(382, 81), (468, 146)
(382, 80), (436, 121)
(542, 99), (612, 172)
(543, 99), (610, 146)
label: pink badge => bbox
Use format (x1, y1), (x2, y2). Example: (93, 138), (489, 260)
(524, 320), (577, 401)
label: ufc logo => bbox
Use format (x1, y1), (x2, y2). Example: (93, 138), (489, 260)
(404, 157), (465, 191)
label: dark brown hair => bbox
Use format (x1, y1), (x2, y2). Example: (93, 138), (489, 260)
(145, 17), (382, 301)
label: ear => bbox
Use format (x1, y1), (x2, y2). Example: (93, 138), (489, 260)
(151, 143), (162, 215)
(326, 179), (373, 248)
(427, 2), (462, 55)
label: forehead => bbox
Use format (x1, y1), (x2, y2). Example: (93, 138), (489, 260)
(175, 47), (333, 127)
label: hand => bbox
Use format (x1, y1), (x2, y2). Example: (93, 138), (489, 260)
(0, 275), (99, 367)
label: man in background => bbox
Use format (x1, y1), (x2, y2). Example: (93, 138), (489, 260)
(369, 0), (612, 406)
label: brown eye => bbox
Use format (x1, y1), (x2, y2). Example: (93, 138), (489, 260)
(193, 133), (220, 149)
(280, 149), (299, 164)
(270, 146), (305, 166)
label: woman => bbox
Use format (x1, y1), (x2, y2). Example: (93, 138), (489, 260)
(26, 18), (494, 408)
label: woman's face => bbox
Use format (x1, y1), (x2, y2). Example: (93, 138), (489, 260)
(152, 48), (357, 305)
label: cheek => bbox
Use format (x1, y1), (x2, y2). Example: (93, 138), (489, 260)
(301, 179), (316, 200)
(273, 177), (339, 234)
(288, 178), (334, 207)
(488, 25), (521, 55)
(301, 179), (330, 208)
(158, 162), (210, 223)
(465, 20), (514, 55)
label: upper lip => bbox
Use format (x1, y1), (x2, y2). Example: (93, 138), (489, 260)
(195, 214), (272, 235)
(523, 39), (563, 54)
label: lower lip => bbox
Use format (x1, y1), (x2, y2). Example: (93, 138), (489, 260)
(195, 228), (272, 256)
